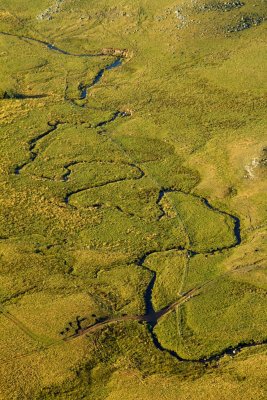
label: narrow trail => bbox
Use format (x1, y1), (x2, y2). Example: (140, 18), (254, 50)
(67, 263), (267, 363)
(160, 188), (241, 249)
(134, 187), (241, 361)
(2, 29), (263, 367)
(0, 305), (50, 345)
(1, 264), (266, 364)
(66, 286), (200, 340)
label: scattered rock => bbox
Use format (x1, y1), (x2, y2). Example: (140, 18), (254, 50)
(175, 8), (188, 29)
(244, 157), (260, 179)
(198, 1), (244, 13)
(102, 47), (129, 58)
(260, 148), (267, 167)
(227, 15), (265, 32)
(37, 0), (65, 21)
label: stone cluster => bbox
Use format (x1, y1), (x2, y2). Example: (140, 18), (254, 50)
(227, 14), (264, 32)
(37, 0), (64, 21)
(198, 1), (244, 12)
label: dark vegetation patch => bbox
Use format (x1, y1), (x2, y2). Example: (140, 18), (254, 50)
(198, 0), (245, 13)
(227, 14), (265, 32)
(0, 89), (45, 99)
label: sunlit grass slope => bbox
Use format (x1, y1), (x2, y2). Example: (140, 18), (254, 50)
(0, 0), (266, 399)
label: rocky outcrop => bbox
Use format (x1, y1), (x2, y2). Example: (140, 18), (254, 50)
(227, 15), (265, 32)
(102, 47), (130, 58)
(198, 1), (244, 13)
(37, 0), (65, 21)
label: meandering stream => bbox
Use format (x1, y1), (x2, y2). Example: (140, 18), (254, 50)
(1, 30), (265, 365)
(78, 58), (122, 100)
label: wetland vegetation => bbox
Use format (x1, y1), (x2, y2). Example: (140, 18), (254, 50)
(0, 0), (266, 399)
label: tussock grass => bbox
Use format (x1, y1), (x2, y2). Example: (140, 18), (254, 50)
(0, 0), (266, 398)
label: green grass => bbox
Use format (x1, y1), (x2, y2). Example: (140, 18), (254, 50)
(145, 250), (187, 310)
(0, 0), (266, 398)
(167, 191), (237, 252)
(155, 277), (267, 360)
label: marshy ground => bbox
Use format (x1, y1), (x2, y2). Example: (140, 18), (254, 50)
(0, 1), (266, 399)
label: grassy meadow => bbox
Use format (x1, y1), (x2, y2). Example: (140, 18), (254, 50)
(0, 0), (266, 399)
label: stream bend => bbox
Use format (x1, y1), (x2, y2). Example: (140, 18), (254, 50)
(2, 30), (262, 367)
